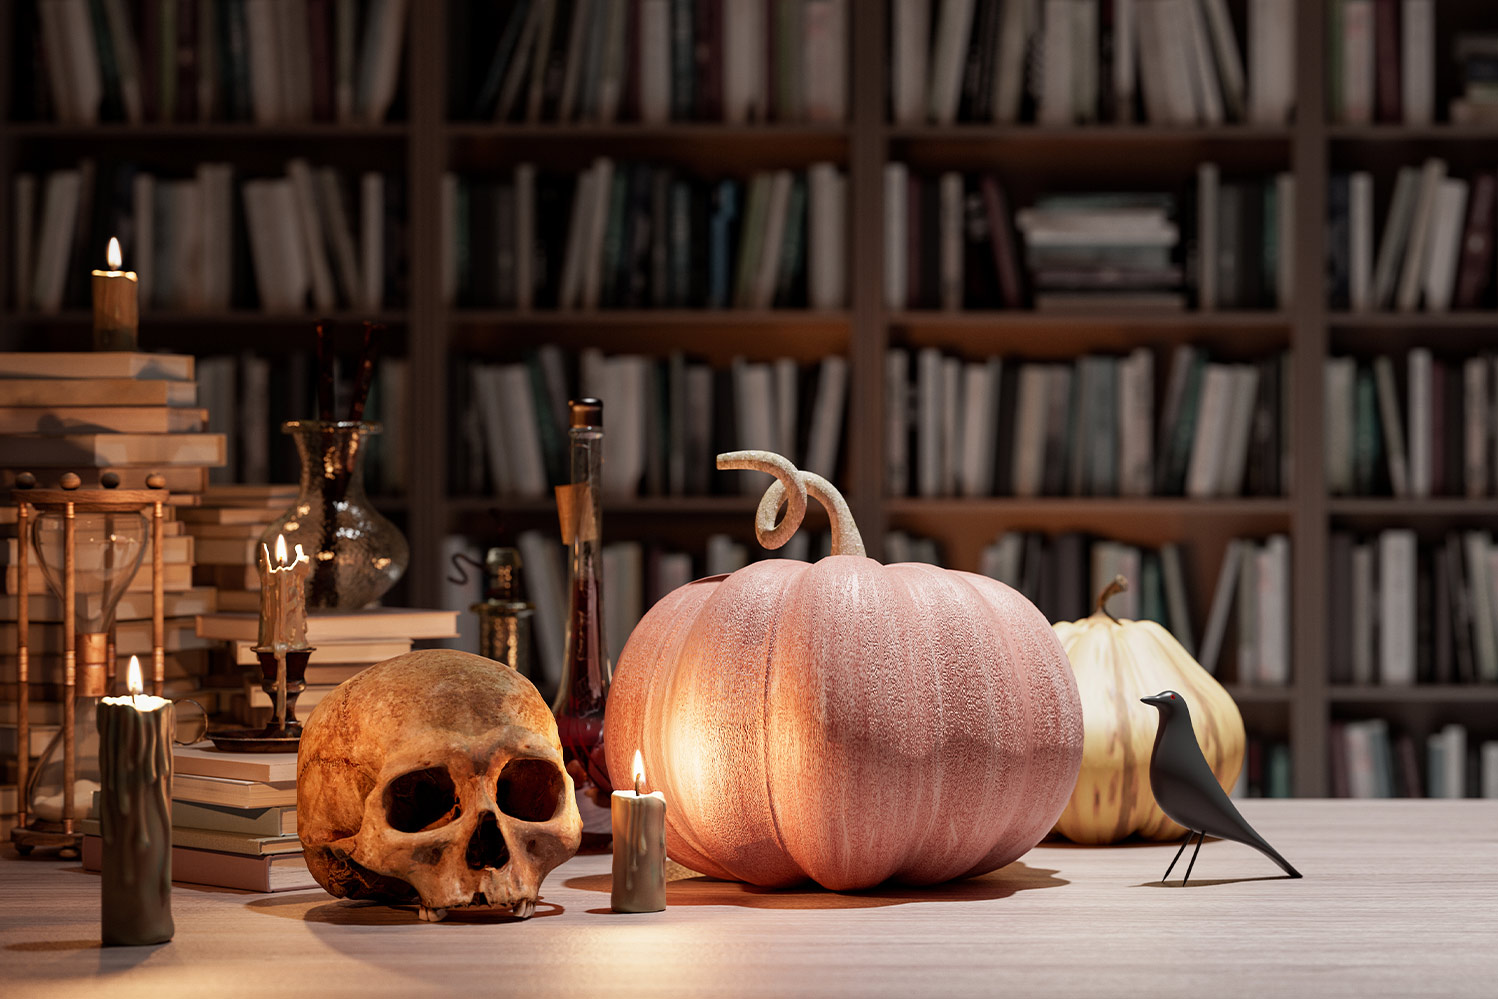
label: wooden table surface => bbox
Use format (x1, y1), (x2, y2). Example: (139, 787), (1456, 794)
(2, 801), (1496, 998)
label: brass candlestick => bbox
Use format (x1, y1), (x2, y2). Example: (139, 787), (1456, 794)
(209, 535), (315, 752)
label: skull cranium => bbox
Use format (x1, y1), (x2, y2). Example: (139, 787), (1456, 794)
(297, 650), (582, 921)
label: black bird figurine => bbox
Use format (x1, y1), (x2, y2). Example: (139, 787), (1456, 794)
(1141, 690), (1302, 885)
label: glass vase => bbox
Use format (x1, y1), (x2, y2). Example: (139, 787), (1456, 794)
(260, 420), (407, 610)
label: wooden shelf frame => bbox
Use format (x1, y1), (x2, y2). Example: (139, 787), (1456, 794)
(6, 1), (1498, 796)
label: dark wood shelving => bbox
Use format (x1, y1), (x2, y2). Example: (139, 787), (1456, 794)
(4, 310), (409, 325)
(6, 1), (1494, 799)
(1327, 311), (1498, 328)
(886, 124), (1294, 141)
(5, 123), (409, 138)
(1328, 685), (1498, 703)
(1327, 498), (1498, 517)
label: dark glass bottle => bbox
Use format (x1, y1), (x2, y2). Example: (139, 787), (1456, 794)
(473, 547), (536, 684)
(552, 398), (613, 850)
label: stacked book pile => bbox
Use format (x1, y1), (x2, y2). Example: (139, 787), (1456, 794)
(195, 608), (460, 727)
(1451, 33), (1498, 125)
(1330, 720), (1498, 800)
(0, 352), (226, 819)
(440, 160), (847, 311)
(1328, 159), (1494, 314)
(1014, 193), (1184, 312)
(452, 345), (848, 501)
(181, 485), (299, 615)
(885, 345), (1288, 500)
(890, 0), (1295, 126)
(1329, 529), (1498, 688)
(14, 158), (400, 315)
(13, 0), (408, 126)
(82, 744), (312, 893)
(454, 0), (847, 124)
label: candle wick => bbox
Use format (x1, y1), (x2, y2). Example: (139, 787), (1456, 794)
(634, 775), (643, 797)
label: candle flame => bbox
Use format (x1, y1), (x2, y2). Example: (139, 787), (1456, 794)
(127, 655), (143, 696)
(632, 750), (646, 795)
(107, 237), (122, 270)
(275, 533), (288, 564)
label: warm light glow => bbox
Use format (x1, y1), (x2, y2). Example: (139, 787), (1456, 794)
(275, 533), (288, 564)
(127, 655), (143, 697)
(107, 236), (122, 270)
(632, 750), (646, 795)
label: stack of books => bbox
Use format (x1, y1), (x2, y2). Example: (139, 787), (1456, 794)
(1231, 738), (1293, 800)
(1451, 33), (1498, 125)
(454, 344), (848, 502)
(1014, 193), (1184, 312)
(12, 0), (408, 126)
(0, 352), (227, 810)
(440, 160), (847, 311)
(975, 530), (1290, 684)
(1328, 529), (1498, 687)
(1328, 159), (1492, 314)
(1325, 350), (1498, 499)
(181, 485), (299, 614)
(1327, 0), (1435, 125)
(1330, 720), (1498, 800)
(453, 0), (848, 124)
(885, 345), (1289, 500)
(890, 0), (1295, 126)
(195, 608), (460, 727)
(13, 158), (399, 315)
(82, 744), (312, 893)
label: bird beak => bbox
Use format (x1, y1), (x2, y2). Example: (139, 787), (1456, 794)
(1140, 694), (1165, 706)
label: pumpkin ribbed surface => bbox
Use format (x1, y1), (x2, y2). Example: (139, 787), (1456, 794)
(1051, 611), (1245, 843)
(605, 556), (1084, 890)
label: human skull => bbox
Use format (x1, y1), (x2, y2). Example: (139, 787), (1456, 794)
(298, 650), (582, 921)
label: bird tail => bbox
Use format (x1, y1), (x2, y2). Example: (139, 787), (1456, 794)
(1251, 835), (1302, 879)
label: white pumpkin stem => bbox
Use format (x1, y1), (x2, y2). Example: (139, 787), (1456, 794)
(716, 450), (866, 557)
(1096, 575), (1129, 623)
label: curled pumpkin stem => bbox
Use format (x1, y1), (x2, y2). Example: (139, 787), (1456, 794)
(716, 450), (866, 558)
(1096, 575), (1129, 624)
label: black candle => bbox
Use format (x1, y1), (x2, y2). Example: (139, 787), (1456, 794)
(98, 656), (174, 947)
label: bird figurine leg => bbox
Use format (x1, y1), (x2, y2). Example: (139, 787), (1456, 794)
(1160, 829), (1196, 884)
(1180, 832), (1206, 886)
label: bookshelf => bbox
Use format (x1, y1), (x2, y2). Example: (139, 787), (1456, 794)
(4, 1), (1498, 799)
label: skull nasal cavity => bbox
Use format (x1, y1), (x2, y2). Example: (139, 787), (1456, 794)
(384, 767), (460, 833)
(466, 813), (510, 871)
(496, 759), (564, 822)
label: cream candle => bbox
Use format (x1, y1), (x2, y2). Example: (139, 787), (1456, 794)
(91, 237), (139, 350)
(98, 656), (174, 947)
(256, 534), (311, 729)
(610, 750), (666, 913)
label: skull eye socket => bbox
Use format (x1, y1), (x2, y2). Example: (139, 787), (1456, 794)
(495, 759), (564, 822)
(384, 767), (461, 833)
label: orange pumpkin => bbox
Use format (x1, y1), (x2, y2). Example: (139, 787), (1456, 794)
(605, 451), (1084, 891)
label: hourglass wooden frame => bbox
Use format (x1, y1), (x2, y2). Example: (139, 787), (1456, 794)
(9, 474), (168, 855)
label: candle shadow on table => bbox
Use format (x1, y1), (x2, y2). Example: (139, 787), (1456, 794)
(568, 860), (1067, 912)
(244, 893), (566, 925)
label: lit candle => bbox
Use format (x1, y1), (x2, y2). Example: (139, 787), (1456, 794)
(610, 750), (666, 913)
(257, 535), (311, 729)
(91, 237), (139, 350)
(98, 656), (174, 947)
